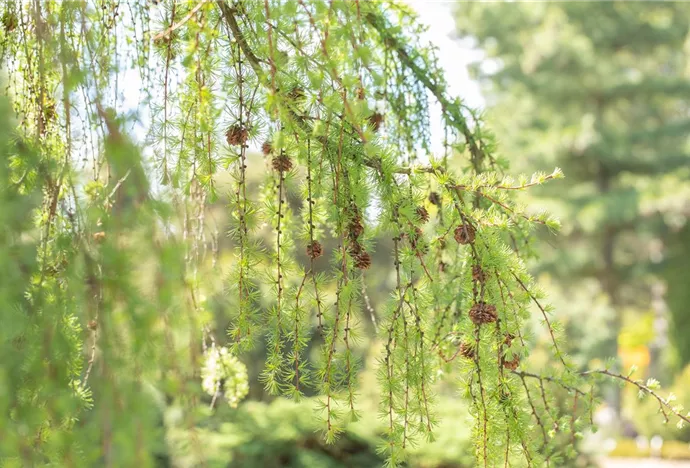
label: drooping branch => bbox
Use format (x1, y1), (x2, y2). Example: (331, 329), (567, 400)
(515, 367), (690, 428)
(216, 1), (264, 77)
(512, 370), (587, 397)
(215, 1), (449, 177)
(154, 0), (207, 41)
(364, 10), (491, 171)
(583, 369), (690, 426)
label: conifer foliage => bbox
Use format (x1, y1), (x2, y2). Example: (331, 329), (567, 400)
(1, 1), (687, 466)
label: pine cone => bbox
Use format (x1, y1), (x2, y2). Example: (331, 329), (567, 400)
(503, 333), (515, 347)
(2, 12), (17, 32)
(226, 124), (249, 146)
(472, 265), (486, 283)
(460, 342), (475, 360)
(368, 112), (384, 132)
(428, 191), (441, 206)
(45, 102), (56, 122)
(416, 206), (430, 223)
(306, 240), (323, 259)
(348, 216), (364, 239)
(261, 141), (272, 156)
(502, 355), (520, 371)
(272, 155), (293, 173)
(454, 223), (476, 245)
(348, 241), (363, 256)
(468, 302), (497, 325)
(439, 261), (447, 273)
(353, 248), (371, 270)
(356, 87), (365, 100)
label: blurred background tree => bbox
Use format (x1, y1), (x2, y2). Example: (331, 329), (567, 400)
(454, 2), (690, 424)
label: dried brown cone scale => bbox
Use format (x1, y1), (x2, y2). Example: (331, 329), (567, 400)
(348, 241), (362, 256)
(353, 248), (371, 270)
(306, 240), (323, 259)
(272, 155), (293, 173)
(454, 223), (476, 245)
(459, 342), (475, 360)
(45, 102), (57, 122)
(502, 355), (520, 371)
(226, 124), (249, 146)
(428, 191), (441, 206)
(416, 206), (430, 223)
(153, 36), (167, 49)
(356, 87), (365, 100)
(468, 302), (497, 325)
(368, 112), (384, 132)
(472, 264), (486, 283)
(348, 216), (364, 239)
(261, 141), (272, 156)
(2, 12), (17, 32)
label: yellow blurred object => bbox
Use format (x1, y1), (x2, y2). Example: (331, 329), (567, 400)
(619, 345), (650, 373)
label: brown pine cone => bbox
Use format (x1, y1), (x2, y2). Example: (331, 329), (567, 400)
(2, 12), (17, 32)
(226, 124), (249, 146)
(468, 302), (497, 325)
(503, 333), (515, 347)
(356, 87), (365, 100)
(368, 112), (384, 132)
(353, 248), (371, 270)
(428, 191), (441, 206)
(348, 216), (364, 239)
(460, 342), (475, 360)
(502, 355), (520, 371)
(306, 240), (323, 259)
(272, 155), (293, 173)
(348, 241), (363, 256)
(472, 265), (486, 283)
(454, 223), (476, 245)
(416, 206), (430, 223)
(261, 141), (272, 156)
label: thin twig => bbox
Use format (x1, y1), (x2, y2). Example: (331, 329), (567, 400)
(511, 370), (586, 397)
(582, 369), (690, 425)
(153, 0), (207, 41)
(511, 272), (568, 368)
